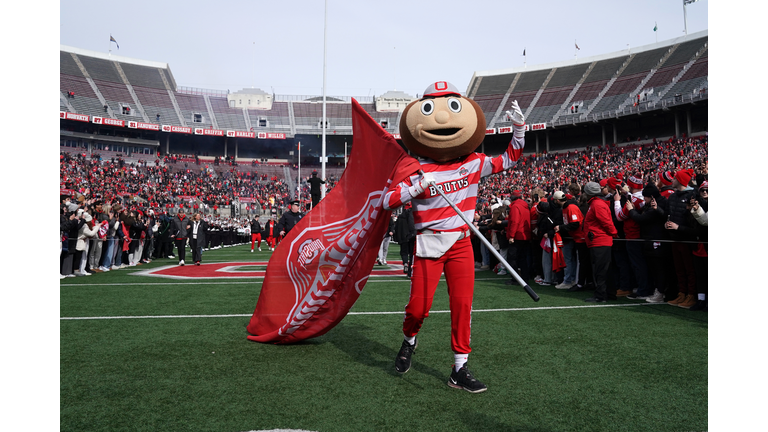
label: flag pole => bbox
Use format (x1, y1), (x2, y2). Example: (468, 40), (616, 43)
(297, 141), (301, 202)
(419, 170), (540, 302)
(523, 48), (526, 69)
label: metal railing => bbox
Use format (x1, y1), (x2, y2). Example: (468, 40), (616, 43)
(273, 94), (374, 103)
(176, 86), (229, 97)
(549, 90), (707, 127)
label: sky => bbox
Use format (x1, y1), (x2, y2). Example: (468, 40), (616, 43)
(59, 0), (709, 98)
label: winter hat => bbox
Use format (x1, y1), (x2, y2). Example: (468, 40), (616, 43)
(607, 177), (621, 191)
(642, 183), (661, 199)
(699, 180), (708, 191)
(584, 182), (601, 196)
(536, 201), (550, 213)
(83, 212), (93, 222)
(511, 190), (522, 199)
(674, 169), (694, 187)
(626, 173), (643, 189)
(660, 170), (675, 186)
(599, 178), (608, 188)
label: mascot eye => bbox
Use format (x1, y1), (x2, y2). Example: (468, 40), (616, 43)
(447, 98), (462, 113)
(420, 100), (435, 116)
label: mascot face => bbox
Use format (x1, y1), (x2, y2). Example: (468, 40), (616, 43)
(400, 81), (486, 162)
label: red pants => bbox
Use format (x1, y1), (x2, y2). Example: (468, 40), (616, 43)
(403, 236), (475, 354)
(265, 236), (276, 248)
(251, 233), (262, 249)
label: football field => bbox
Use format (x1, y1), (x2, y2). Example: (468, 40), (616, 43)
(60, 244), (708, 432)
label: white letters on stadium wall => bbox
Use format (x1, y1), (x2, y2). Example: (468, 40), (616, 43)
(227, 131), (256, 138)
(497, 123), (546, 134)
(256, 132), (286, 139)
(60, 111), (90, 122)
(161, 125), (193, 134)
(194, 128), (225, 136)
(128, 121), (160, 131)
(92, 116), (126, 127)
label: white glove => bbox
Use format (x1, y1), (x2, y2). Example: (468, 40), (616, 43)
(408, 172), (436, 198)
(505, 100), (525, 126)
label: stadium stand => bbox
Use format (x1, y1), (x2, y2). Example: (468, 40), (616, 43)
(60, 30), (707, 167)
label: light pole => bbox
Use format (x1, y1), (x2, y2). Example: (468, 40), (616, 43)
(321, 0), (328, 199)
(683, 0), (700, 35)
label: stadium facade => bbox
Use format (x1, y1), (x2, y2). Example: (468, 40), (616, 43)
(60, 30), (707, 163)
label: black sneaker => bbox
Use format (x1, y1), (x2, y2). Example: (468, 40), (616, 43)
(395, 338), (417, 373)
(689, 299), (707, 312)
(584, 297), (606, 303)
(447, 364), (487, 393)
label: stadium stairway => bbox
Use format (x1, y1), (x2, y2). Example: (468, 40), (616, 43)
(615, 44), (680, 112)
(113, 61), (150, 123)
(581, 54), (635, 119)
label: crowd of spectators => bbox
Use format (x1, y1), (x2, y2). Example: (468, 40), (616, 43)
(59, 198), (257, 277)
(60, 151), (295, 215)
(464, 134), (708, 311)
(61, 134), (708, 312)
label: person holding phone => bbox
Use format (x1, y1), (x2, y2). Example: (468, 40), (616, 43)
(663, 169), (698, 308)
(628, 183), (672, 303)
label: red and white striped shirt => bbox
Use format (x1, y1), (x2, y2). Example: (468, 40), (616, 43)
(384, 127), (525, 231)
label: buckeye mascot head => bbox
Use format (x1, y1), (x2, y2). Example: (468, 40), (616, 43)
(399, 81), (486, 163)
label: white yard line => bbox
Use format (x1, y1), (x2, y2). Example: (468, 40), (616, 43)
(60, 303), (663, 320)
(60, 277), (501, 286)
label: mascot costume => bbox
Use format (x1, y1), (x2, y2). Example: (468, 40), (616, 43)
(246, 81), (526, 394)
(383, 81), (526, 393)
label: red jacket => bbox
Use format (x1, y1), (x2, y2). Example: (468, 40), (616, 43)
(506, 199), (531, 241)
(583, 196), (617, 248)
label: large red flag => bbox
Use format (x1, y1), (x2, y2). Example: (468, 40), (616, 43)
(246, 99), (420, 344)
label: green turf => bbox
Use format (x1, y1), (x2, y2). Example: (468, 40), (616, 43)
(61, 244), (707, 432)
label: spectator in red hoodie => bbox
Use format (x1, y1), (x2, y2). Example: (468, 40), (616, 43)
(582, 182), (618, 302)
(505, 190), (532, 286)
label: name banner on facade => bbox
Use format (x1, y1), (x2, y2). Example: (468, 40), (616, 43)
(195, 128), (225, 136)
(161, 125), (193, 134)
(256, 132), (286, 139)
(227, 130), (256, 138)
(128, 121), (160, 131)
(92, 116), (125, 127)
(60, 112), (89, 122)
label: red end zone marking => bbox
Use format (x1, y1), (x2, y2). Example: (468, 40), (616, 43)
(134, 261), (407, 279)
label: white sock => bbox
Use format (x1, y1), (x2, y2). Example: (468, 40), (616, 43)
(404, 335), (416, 345)
(698, 293), (706, 301)
(454, 354), (468, 372)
